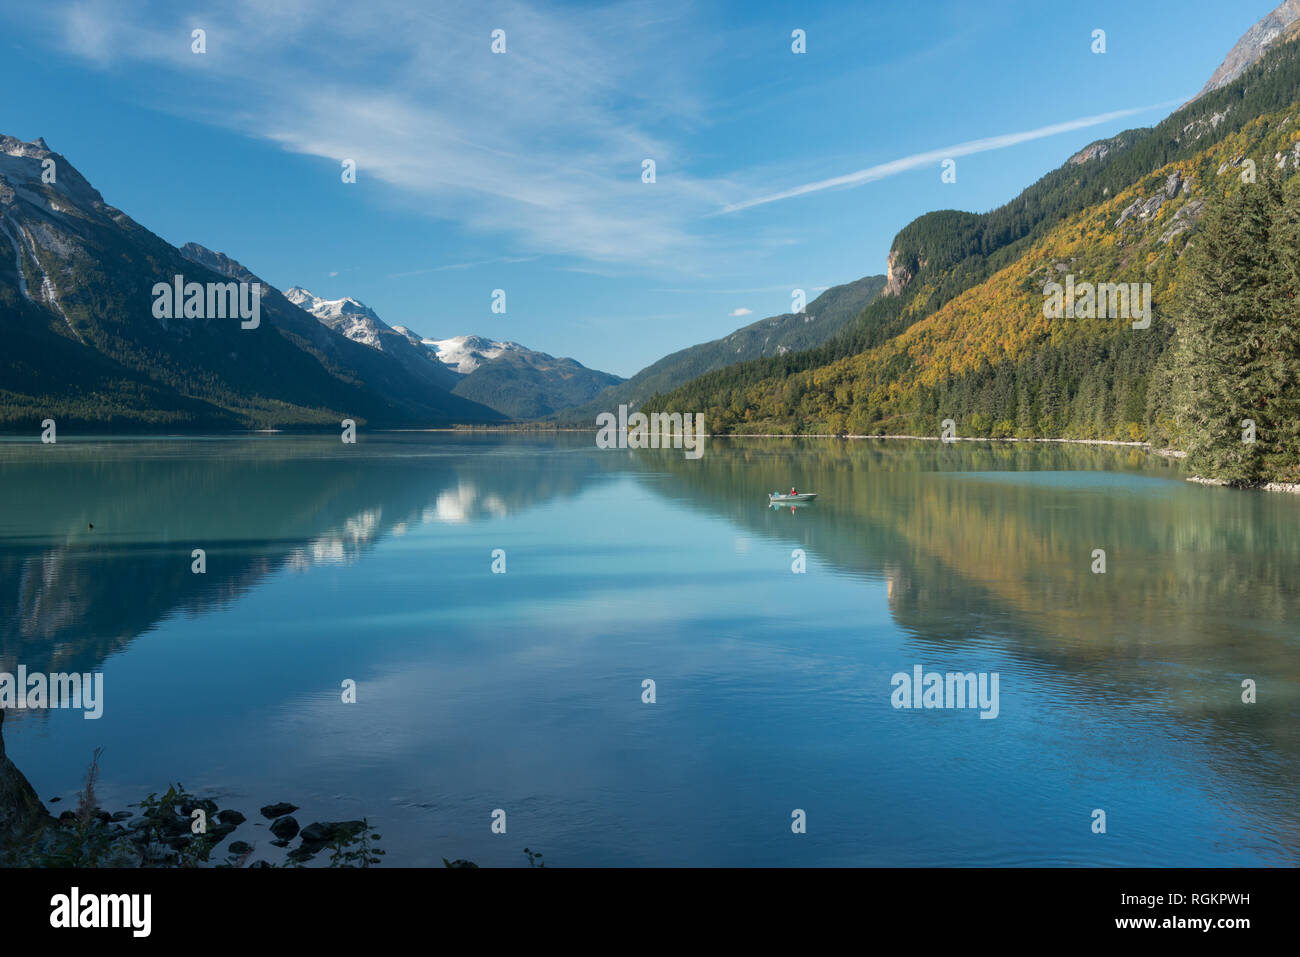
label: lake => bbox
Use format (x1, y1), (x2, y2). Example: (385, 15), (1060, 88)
(1, 433), (1296, 866)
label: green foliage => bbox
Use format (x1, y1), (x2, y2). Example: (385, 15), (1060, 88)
(1158, 172), (1300, 483)
(135, 784), (218, 867)
(327, 819), (386, 868)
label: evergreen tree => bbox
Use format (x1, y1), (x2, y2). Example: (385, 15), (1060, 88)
(1167, 177), (1280, 483)
(1260, 178), (1300, 480)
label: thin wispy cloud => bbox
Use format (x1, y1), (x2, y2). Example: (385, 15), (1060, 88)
(38, 0), (727, 269)
(18, 1), (1193, 291)
(729, 307), (752, 317)
(718, 102), (1185, 214)
(388, 256), (539, 279)
(653, 285), (804, 295)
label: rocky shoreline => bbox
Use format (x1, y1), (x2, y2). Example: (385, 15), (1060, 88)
(0, 709), (385, 868)
(1186, 474), (1300, 493)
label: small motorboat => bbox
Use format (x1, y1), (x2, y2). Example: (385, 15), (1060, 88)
(768, 491), (817, 503)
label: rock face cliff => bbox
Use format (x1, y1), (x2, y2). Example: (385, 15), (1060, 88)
(1193, 0), (1300, 101)
(883, 249), (914, 297)
(0, 709), (53, 853)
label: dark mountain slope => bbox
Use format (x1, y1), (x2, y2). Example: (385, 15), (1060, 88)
(0, 137), (502, 430)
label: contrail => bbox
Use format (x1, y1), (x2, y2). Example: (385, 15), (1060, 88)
(718, 100), (1186, 214)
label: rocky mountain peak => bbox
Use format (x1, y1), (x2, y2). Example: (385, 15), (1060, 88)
(285, 287), (383, 324)
(178, 242), (262, 284)
(1193, 0), (1300, 102)
(0, 133), (105, 209)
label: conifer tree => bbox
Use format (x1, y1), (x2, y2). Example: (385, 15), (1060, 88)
(1167, 176), (1280, 483)
(1259, 178), (1300, 480)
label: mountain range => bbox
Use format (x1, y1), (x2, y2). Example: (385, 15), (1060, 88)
(645, 0), (1300, 473)
(0, 125), (884, 429)
(284, 286), (622, 420)
(0, 141), (620, 429)
(555, 274), (885, 423)
(0, 139), (503, 430)
(4, 0), (1300, 459)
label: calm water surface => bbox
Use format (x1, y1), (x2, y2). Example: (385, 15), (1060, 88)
(1, 434), (1296, 866)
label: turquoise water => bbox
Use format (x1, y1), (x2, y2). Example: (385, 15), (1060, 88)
(1, 434), (1297, 866)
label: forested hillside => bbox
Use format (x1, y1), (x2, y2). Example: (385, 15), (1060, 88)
(644, 33), (1300, 483)
(556, 274), (884, 423)
(1155, 173), (1300, 483)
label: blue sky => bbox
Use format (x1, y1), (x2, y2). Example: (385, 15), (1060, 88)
(0, 0), (1274, 377)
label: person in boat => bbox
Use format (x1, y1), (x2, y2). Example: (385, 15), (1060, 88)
(789, 487), (797, 495)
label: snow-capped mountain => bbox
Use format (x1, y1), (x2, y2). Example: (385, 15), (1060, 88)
(285, 287), (387, 349)
(279, 284), (461, 391)
(288, 288), (623, 419)
(416, 335), (528, 374)
(0, 127), (612, 427)
(0, 134), (501, 429)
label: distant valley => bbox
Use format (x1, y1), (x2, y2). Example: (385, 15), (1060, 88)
(556, 275), (886, 423)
